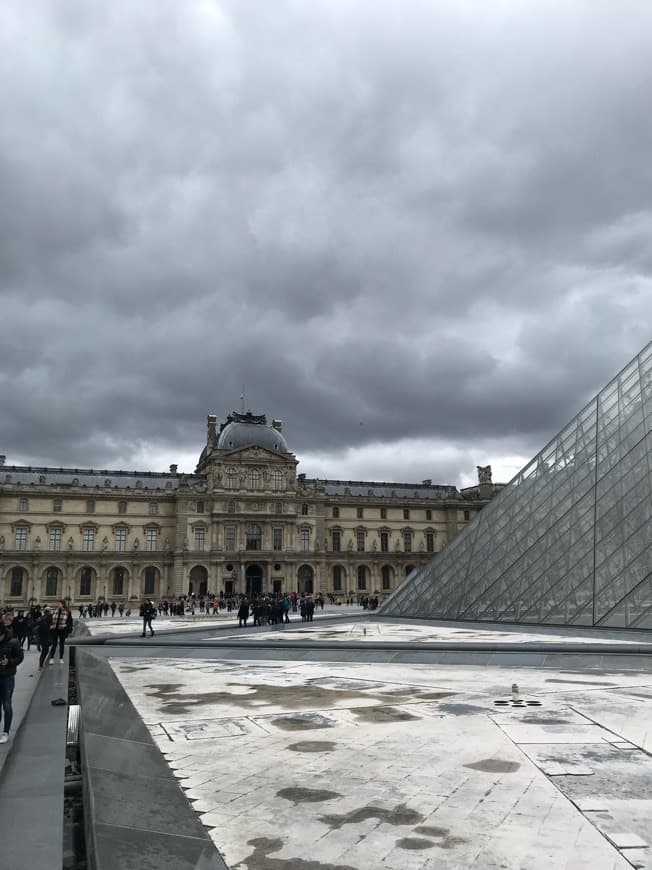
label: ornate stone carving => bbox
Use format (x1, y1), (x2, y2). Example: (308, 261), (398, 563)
(477, 465), (492, 485)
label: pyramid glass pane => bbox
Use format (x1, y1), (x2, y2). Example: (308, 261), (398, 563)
(380, 341), (652, 630)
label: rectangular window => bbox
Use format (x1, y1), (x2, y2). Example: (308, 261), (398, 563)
(82, 528), (95, 552)
(426, 532), (435, 552)
(45, 568), (59, 597)
(10, 567), (23, 597)
(118, 500), (127, 514)
(403, 530), (412, 552)
(357, 507), (363, 519)
(301, 504), (309, 516)
(149, 502), (159, 515)
(80, 568), (92, 597)
(53, 498), (62, 512)
(115, 527), (127, 552)
(332, 506), (339, 518)
(464, 510), (470, 521)
(300, 528), (310, 552)
(145, 528), (158, 551)
(275, 502), (283, 514)
(426, 509), (432, 521)
(380, 508), (387, 519)
(356, 529), (365, 552)
(380, 531), (389, 553)
(403, 508), (410, 520)
(273, 527), (283, 551)
(194, 527), (205, 551)
(18, 497), (28, 512)
(196, 500), (205, 514)
(332, 530), (341, 552)
(86, 499), (95, 514)
(49, 527), (62, 551)
(15, 527), (28, 551)
(225, 525), (236, 550)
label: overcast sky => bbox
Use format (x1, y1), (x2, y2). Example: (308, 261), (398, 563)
(1, 1), (652, 487)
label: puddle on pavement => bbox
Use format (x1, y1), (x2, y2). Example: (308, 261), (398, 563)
(243, 837), (358, 870)
(437, 702), (486, 716)
(287, 741), (337, 753)
(319, 803), (424, 830)
(272, 713), (335, 731)
(276, 787), (342, 804)
(396, 837), (434, 850)
(353, 706), (420, 723)
(464, 758), (521, 773)
(415, 826), (450, 837)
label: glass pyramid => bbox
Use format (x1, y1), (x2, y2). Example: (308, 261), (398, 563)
(381, 342), (652, 630)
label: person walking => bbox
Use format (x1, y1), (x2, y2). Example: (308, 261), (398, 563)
(139, 600), (156, 637)
(237, 598), (250, 627)
(0, 621), (24, 743)
(37, 609), (53, 671)
(49, 601), (73, 664)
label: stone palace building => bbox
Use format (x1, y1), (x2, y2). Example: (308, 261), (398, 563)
(0, 411), (502, 607)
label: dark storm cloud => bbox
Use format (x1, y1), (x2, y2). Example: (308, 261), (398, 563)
(1, 0), (652, 483)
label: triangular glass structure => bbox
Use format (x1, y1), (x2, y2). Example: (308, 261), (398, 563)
(381, 342), (652, 630)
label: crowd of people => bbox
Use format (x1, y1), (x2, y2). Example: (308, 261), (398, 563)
(0, 601), (74, 745)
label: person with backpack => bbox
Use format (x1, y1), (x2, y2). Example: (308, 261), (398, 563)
(0, 620), (25, 743)
(139, 600), (156, 637)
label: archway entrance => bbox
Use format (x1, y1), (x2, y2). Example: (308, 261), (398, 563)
(189, 565), (208, 596)
(298, 564), (314, 595)
(246, 564), (263, 599)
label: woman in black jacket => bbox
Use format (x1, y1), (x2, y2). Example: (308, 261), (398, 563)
(37, 611), (53, 671)
(48, 601), (73, 665)
(0, 622), (24, 742)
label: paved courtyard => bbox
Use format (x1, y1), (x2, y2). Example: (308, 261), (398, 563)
(104, 618), (652, 870)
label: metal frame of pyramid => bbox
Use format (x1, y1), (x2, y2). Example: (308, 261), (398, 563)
(380, 342), (652, 630)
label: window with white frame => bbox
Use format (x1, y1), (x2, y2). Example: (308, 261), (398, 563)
(53, 498), (62, 512)
(356, 528), (365, 552)
(225, 525), (236, 550)
(300, 527), (310, 552)
(380, 530), (389, 552)
(148, 502), (159, 515)
(50, 527), (62, 551)
(332, 529), (341, 552)
(145, 527), (158, 551)
(194, 527), (205, 551)
(15, 527), (28, 551)
(115, 527), (127, 551)
(246, 524), (262, 550)
(403, 529), (412, 552)
(272, 469), (284, 491)
(82, 528), (95, 552)
(248, 468), (260, 490)
(225, 468), (237, 489)
(273, 527), (283, 550)
(18, 497), (29, 511)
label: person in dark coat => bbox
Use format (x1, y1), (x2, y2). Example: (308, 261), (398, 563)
(139, 600), (156, 637)
(0, 622), (25, 743)
(237, 599), (250, 627)
(48, 601), (73, 664)
(37, 611), (53, 671)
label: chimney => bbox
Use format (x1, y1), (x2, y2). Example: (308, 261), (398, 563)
(0, 455), (5, 466)
(272, 419), (283, 432)
(169, 464), (178, 474)
(207, 414), (217, 446)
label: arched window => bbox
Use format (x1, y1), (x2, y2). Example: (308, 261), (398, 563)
(225, 469), (238, 490)
(80, 567), (93, 597)
(357, 565), (367, 591)
(246, 524), (262, 550)
(248, 468), (260, 490)
(10, 566), (24, 597)
(45, 566), (60, 597)
(112, 566), (126, 596)
(333, 565), (343, 591)
(272, 469), (284, 492)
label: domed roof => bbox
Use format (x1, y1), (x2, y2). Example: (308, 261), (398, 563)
(217, 412), (289, 453)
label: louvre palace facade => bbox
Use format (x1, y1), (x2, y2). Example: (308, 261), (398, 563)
(0, 411), (501, 607)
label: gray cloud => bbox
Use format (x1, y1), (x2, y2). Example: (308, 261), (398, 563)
(1, 0), (652, 484)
